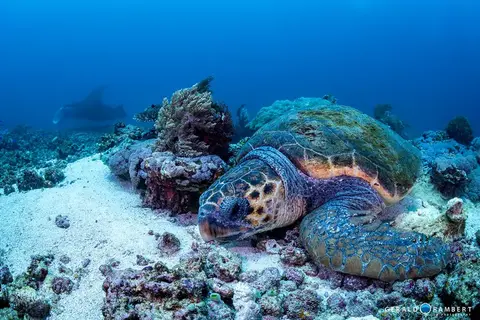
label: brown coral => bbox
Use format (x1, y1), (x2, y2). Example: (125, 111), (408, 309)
(155, 79), (233, 160)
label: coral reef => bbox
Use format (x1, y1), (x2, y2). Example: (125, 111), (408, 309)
(155, 78), (234, 160)
(446, 116), (474, 145)
(133, 103), (163, 122)
(414, 130), (480, 199)
(0, 125), (103, 195)
(106, 139), (227, 213)
(373, 103), (409, 138)
(0, 253), (89, 319)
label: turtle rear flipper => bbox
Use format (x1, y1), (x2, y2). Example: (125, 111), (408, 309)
(300, 181), (450, 281)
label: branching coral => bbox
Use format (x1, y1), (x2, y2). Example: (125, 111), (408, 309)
(155, 78), (233, 160)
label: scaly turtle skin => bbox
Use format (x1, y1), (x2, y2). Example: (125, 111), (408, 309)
(198, 103), (449, 281)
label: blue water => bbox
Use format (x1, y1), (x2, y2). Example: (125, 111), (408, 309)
(1, 0), (479, 135)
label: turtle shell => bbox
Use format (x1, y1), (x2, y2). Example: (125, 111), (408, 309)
(238, 103), (421, 204)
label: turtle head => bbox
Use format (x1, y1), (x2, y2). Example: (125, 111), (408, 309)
(198, 159), (287, 242)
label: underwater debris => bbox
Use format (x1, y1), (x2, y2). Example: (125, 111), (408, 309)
(155, 77), (234, 160)
(446, 115), (474, 145)
(373, 103), (409, 138)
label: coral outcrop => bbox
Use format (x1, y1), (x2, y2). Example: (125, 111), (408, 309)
(133, 103), (163, 122)
(142, 152), (227, 213)
(155, 78), (233, 160)
(414, 130), (480, 198)
(446, 116), (474, 145)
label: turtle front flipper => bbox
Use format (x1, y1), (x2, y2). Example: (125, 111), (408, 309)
(300, 182), (450, 282)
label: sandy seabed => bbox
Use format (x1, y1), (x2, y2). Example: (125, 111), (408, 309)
(0, 156), (274, 319)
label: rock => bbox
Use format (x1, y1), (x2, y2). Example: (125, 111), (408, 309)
(106, 139), (153, 182)
(443, 260), (480, 307)
(253, 267), (281, 294)
(326, 293), (347, 315)
(157, 232), (181, 256)
(0, 266), (13, 284)
(51, 276), (74, 294)
(412, 279), (436, 302)
(279, 280), (297, 292)
(142, 152), (227, 213)
(342, 275), (370, 291)
(204, 246), (242, 282)
(233, 282), (262, 320)
(10, 287), (51, 319)
(81, 258), (91, 268)
(27, 254), (54, 289)
(3, 185), (15, 195)
(431, 158), (469, 197)
(55, 215), (70, 228)
(257, 239), (282, 254)
(136, 255), (150, 266)
(279, 246), (308, 266)
(207, 278), (234, 299)
(445, 197), (465, 223)
(317, 265), (344, 289)
(17, 169), (46, 191)
(283, 289), (320, 320)
(259, 293), (283, 317)
(284, 268), (305, 286)
(476, 230), (480, 245)
(446, 116), (474, 145)
(206, 299), (235, 320)
(59, 255), (71, 264)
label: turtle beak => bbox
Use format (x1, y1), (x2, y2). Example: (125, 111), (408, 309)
(199, 219), (241, 241)
(198, 202), (251, 242)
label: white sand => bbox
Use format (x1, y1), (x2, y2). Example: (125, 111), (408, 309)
(0, 155), (281, 319)
(0, 156), (197, 319)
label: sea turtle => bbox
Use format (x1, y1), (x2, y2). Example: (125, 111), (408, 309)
(198, 103), (449, 281)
